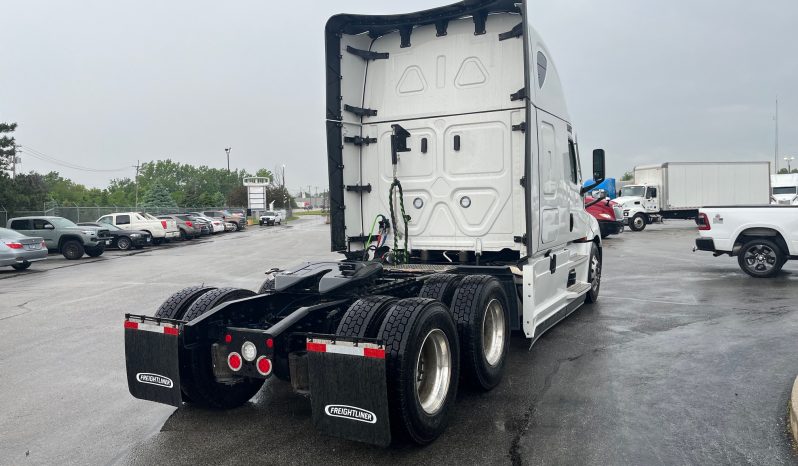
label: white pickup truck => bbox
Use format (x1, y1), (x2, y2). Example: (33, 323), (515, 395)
(694, 206), (798, 277)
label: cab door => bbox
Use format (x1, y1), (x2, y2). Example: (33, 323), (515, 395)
(32, 218), (58, 249)
(538, 118), (568, 246)
(643, 186), (658, 213)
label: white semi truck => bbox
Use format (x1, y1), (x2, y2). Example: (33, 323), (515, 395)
(616, 161), (771, 231)
(771, 174), (798, 205)
(123, 0), (607, 446)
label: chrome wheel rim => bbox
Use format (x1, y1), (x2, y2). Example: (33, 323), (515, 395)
(415, 329), (451, 415)
(743, 244), (777, 272)
(482, 299), (505, 366)
(633, 217), (644, 229)
(590, 254), (601, 291)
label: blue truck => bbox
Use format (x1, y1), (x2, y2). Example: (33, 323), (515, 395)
(583, 177), (617, 199)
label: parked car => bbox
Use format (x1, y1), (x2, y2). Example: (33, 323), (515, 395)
(186, 215), (211, 236)
(585, 196), (623, 238)
(157, 214), (199, 240)
(229, 208), (247, 219)
(8, 216), (111, 259)
(144, 213), (180, 242)
(0, 227), (48, 270)
(97, 212), (168, 245)
(259, 210), (283, 226)
(78, 222), (151, 250)
(202, 210), (245, 231)
(187, 213), (225, 234)
(223, 222), (237, 232)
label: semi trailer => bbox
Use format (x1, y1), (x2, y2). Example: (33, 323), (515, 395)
(124, 0), (607, 446)
(616, 161), (771, 231)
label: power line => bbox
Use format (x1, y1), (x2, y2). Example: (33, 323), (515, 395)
(19, 145), (133, 173)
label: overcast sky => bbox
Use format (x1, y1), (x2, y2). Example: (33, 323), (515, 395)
(2, 0), (796, 190)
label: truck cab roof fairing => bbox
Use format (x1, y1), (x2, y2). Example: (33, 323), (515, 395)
(325, 0), (520, 39)
(325, 0), (528, 252)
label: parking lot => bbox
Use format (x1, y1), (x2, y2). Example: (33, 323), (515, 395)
(1, 216), (796, 465)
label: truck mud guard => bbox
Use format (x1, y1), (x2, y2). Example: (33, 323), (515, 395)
(306, 335), (390, 446)
(124, 314), (184, 407)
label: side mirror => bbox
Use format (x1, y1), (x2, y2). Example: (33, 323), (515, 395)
(580, 149), (607, 195)
(592, 149), (606, 182)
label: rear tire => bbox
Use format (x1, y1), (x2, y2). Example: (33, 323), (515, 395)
(61, 240), (84, 260)
(737, 239), (785, 278)
(379, 298), (459, 445)
(181, 288), (265, 409)
(11, 262), (31, 271)
(450, 275), (510, 391)
(154, 286), (217, 320)
(586, 242), (602, 303)
(418, 274), (463, 307)
(629, 213), (647, 232)
(337, 295), (398, 338)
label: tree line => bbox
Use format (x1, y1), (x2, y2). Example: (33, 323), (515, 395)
(0, 121), (294, 213)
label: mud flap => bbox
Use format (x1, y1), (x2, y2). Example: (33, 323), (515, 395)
(124, 319), (182, 407)
(306, 338), (390, 446)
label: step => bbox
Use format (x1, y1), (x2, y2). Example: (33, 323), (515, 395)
(565, 281), (592, 298)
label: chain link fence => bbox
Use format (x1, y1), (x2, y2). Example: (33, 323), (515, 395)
(2, 205), (246, 224)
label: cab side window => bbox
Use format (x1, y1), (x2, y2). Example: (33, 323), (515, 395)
(646, 187), (657, 198)
(98, 216), (112, 224)
(117, 214), (131, 225)
(565, 139), (579, 184)
(33, 219), (52, 230)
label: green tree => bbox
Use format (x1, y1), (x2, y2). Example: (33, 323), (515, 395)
(620, 170), (634, 181)
(0, 122), (18, 173)
(227, 185), (247, 207)
(255, 168), (273, 181)
(778, 168), (789, 174)
(142, 183), (177, 209)
(211, 192), (226, 207)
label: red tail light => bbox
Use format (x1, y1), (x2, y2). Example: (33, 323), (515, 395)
(228, 352), (243, 371)
(161, 220), (167, 229)
(256, 356), (272, 376)
(5, 242), (23, 249)
(185, 221), (193, 227)
(697, 213), (711, 231)
(41, 240), (47, 248)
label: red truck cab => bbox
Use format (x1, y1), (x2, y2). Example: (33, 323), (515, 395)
(585, 196), (624, 238)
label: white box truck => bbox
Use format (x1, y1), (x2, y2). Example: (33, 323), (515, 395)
(771, 173), (798, 205)
(616, 161), (771, 231)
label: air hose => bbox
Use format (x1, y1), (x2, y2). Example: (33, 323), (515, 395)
(389, 178), (409, 264)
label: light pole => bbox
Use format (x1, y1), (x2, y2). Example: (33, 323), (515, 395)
(225, 147), (232, 172)
(785, 156), (795, 173)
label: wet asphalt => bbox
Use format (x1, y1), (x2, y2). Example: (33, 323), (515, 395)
(0, 217), (796, 465)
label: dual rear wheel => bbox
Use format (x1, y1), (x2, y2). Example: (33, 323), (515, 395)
(335, 274), (510, 444)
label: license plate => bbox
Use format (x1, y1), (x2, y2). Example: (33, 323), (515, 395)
(24, 244), (40, 250)
(146, 237), (151, 242)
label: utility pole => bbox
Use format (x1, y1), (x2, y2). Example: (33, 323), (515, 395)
(775, 98), (779, 174)
(225, 147), (232, 172)
(134, 160), (141, 208)
(11, 145), (19, 179)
